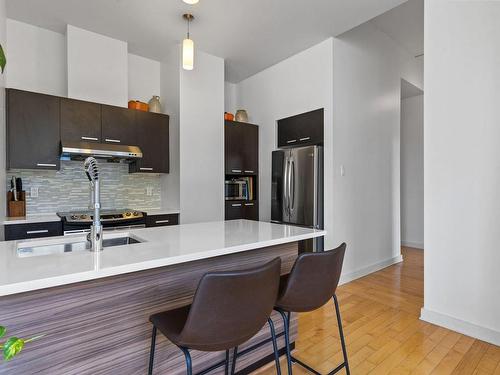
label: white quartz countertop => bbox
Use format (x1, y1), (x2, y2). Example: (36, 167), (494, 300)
(1, 208), (180, 225)
(0, 220), (325, 296)
(1, 213), (62, 225)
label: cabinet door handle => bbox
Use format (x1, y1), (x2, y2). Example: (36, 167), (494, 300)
(244, 170), (254, 174)
(244, 203), (254, 206)
(231, 169), (242, 173)
(105, 138), (121, 143)
(231, 203), (242, 207)
(26, 229), (49, 235)
(299, 137), (311, 141)
(155, 219), (170, 224)
(286, 139), (297, 144)
(140, 167), (154, 171)
(37, 163), (57, 167)
(81, 136), (99, 141)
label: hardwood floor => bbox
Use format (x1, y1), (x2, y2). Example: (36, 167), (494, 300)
(253, 247), (500, 374)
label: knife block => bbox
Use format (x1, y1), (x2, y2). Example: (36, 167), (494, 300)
(7, 191), (26, 217)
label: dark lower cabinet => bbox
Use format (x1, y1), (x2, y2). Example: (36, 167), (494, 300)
(5, 221), (63, 241)
(225, 201), (259, 221)
(146, 214), (179, 228)
(130, 111), (169, 174)
(60, 97), (102, 143)
(7, 89), (61, 170)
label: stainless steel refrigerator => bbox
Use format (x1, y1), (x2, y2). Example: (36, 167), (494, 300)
(271, 145), (323, 251)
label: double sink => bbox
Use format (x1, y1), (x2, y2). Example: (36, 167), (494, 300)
(17, 233), (144, 257)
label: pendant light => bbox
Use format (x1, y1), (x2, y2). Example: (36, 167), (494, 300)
(182, 13), (194, 70)
(183, 0), (199, 4)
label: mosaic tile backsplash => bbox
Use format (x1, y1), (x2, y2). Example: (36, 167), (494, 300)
(7, 161), (162, 214)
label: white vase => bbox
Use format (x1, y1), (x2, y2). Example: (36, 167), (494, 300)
(148, 96), (162, 113)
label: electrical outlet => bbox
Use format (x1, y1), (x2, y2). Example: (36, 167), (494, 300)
(30, 186), (39, 198)
(146, 186), (153, 196)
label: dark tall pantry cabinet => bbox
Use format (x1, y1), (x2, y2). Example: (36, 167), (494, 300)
(224, 120), (259, 221)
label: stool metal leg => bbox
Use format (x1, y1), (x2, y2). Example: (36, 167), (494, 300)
(277, 310), (293, 375)
(285, 295), (349, 375)
(267, 317), (282, 375)
(148, 326), (157, 375)
(180, 347), (193, 375)
(230, 346), (238, 375)
(225, 350), (230, 375)
(333, 294), (350, 375)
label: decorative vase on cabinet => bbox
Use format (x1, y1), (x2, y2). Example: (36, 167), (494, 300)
(148, 96), (162, 113)
(235, 109), (248, 123)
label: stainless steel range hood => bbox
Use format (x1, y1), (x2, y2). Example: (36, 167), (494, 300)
(61, 141), (143, 162)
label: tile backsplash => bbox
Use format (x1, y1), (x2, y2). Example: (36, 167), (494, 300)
(7, 161), (162, 214)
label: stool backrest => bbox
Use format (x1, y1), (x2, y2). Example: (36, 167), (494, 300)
(177, 257), (281, 351)
(277, 243), (346, 312)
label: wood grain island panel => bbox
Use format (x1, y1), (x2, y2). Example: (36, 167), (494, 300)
(0, 242), (299, 375)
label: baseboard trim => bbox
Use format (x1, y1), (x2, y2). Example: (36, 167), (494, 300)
(339, 254), (403, 285)
(420, 308), (500, 346)
(401, 240), (424, 249)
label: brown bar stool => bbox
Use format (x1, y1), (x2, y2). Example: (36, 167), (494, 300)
(275, 243), (350, 375)
(148, 257), (283, 375)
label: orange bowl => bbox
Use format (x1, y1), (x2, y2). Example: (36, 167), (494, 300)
(128, 100), (149, 112)
(224, 112), (234, 121)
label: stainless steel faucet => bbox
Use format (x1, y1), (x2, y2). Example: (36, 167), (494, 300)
(84, 157), (103, 252)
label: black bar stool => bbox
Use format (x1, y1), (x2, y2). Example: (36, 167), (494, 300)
(148, 257), (283, 375)
(275, 243), (350, 375)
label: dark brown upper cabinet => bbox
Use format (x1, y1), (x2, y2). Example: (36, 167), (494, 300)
(277, 108), (324, 148)
(7, 89), (60, 170)
(129, 111), (169, 174)
(224, 120), (258, 175)
(101, 105), (137, 146)
(60, 98), (101, 143)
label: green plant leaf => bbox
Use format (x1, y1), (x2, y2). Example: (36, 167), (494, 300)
(0, 43), (5, 74)
(3, 337), (24, 361)
(0, 326), (5, 339)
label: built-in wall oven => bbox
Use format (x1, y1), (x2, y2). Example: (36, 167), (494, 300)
(57, 209), (146, 235)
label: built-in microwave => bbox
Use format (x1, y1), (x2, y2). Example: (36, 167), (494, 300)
(225, 179), (248, 200)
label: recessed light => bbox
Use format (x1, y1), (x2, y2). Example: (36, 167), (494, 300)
(183, 0), (199, 4)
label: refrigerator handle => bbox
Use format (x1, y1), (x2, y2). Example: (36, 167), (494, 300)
(283, 156), (290, 215)
(290, 159), (295, 210)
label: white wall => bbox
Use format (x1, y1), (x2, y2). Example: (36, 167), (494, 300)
(5, 19), (66, 96)
(128, 53), (160, 103)
(422, 0), (500, 345)
(237, 38), (334, 234)
(67, 25), (128, 107)
(160, 47), (181, 210)
(224, 81), (237, 113)
(401, 94), (423, 249)
(331, 22), (422, 281)
(179, 50), (224, 223)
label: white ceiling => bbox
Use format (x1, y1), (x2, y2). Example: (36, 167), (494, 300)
(370, 0), (424, 58)
(6, 0), (410, 83)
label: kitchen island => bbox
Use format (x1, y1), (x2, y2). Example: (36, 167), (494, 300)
(0, 220), (325, 374)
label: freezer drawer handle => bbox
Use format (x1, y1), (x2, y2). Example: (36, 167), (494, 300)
(37, 163), (57, 167)
(299, 137), (311, 141)
(155, 219), (170, 224)
(26, 229), (49, 235)
(231, 203), (242, 207)
(286, 139), (297, 144)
